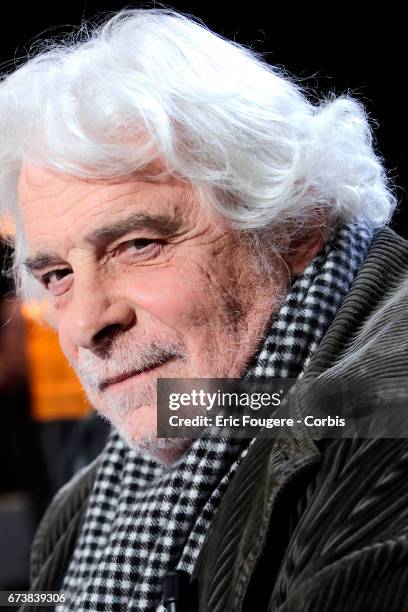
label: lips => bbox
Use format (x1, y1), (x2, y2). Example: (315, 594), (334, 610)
(99, 359), (173, 391)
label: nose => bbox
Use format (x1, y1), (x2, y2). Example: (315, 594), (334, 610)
(60, 281), (136, 351)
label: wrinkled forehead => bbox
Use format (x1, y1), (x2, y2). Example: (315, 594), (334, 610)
(16, 162), (219, 253)
(16, 165), (69, 247)
(18, 154), (183, 197)
(19, 163), (58, 188)
(18, 164), (99, 229)
(18, 161), (200, 210)
(18, 164), (97, 236)
(19, 163), (80, 202)
(19, 162), (175, 216)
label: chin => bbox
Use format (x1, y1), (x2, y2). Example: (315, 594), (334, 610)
(120, 426), (192, 465)
(97, 400), (192, 465)
(125, 433), (192, 465)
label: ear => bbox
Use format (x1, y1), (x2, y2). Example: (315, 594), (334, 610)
(284, 212), (331, 278)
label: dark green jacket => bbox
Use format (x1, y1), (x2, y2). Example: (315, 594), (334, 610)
(24, 228), (408, 611)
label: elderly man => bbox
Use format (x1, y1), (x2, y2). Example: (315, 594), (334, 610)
(0, 8), (407, 612)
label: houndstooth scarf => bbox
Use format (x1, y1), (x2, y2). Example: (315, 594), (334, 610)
(60, 222), (375, 612)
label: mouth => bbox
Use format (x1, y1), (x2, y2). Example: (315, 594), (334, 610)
(99, 358), (175, 392)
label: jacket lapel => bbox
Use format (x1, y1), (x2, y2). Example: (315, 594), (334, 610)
(191, 430), (320, 612)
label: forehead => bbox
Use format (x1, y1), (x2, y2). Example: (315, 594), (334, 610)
(18, 163), (190, 212)
(17, 163), (198, 246)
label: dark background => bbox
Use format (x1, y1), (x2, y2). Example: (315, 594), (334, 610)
(1, 1), (406, 236)
(0, 3), (405, 593)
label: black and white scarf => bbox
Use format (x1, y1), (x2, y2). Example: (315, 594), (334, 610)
(60, 222), (375, 612)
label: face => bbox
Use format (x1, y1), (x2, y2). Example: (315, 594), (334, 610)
(18, 163), (289, 462)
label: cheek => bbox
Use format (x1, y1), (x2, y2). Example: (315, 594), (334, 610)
(124, 266), (213, 326)
(57, 324), (77, 365)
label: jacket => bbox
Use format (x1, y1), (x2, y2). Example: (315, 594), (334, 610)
(23, 227), (408, 611)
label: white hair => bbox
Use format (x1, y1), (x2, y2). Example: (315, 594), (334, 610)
(0, 7), (397, 299)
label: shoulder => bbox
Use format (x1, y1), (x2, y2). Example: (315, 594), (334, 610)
(278, 227), (408, 608)
(30, 456), (100, 586)
(300, 226), (408, 386)
(270, 436), (408, 611)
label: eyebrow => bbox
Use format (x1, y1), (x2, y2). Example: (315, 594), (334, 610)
(24, 252), (67, 274)
(23, 211), (183, 275)
(83, 211), (183, 246)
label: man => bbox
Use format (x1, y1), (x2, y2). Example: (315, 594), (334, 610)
(0, 8), (407, 611)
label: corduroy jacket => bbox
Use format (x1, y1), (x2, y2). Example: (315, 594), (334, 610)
(22, 227), (408, 611)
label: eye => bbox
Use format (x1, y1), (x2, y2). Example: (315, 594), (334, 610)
(126, 238), (155, 250)
(117, 238), (163, 259)
(40, 268), (72, 295)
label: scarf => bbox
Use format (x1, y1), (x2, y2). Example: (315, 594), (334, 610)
(59, 222), (375, 611)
